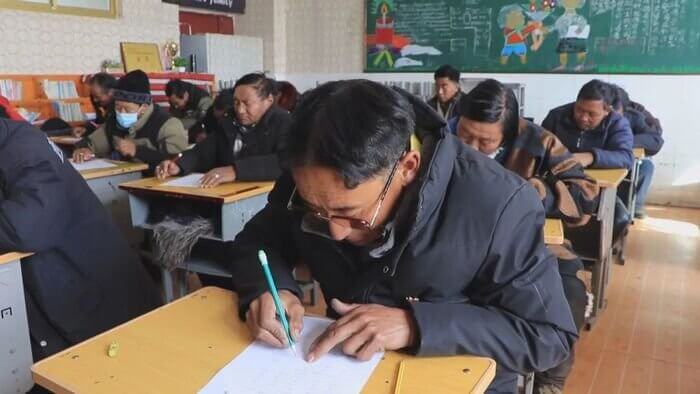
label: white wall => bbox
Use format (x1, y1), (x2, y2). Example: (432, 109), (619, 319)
(234, 0), (700, 208)
(284, 73), (700, 208)
(0, 0), (180, 74)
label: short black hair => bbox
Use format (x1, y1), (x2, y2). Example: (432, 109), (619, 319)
(213, 88), (235, 111)
(434, 65), (460, 83)
(287, 80), (414, 189)
(89, 72), (117, 91)
(165, 79), (193, 98)
(234, 73), (278, 99)
(577, 79), (616, 107)
(459, 79), (520, 147)
(611, 84), (630, 111)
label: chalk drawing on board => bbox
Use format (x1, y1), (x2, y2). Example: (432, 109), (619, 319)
(395, 57), (424, 68)
(401, 44), (442, 56)
(367, 0), (411, 69)
(449, 7), (492, 58)
(497, 4), (545, 65)
(550, 0), (590, 72)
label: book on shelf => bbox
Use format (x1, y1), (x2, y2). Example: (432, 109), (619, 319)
(51, 101), (84, 122)
(0, 80), (24, 101)
(42, 80), (79, 100)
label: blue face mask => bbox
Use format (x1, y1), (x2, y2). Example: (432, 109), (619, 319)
(116, 111), (139, 128)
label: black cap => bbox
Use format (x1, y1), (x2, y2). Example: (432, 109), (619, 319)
(112, 70), (151, 104)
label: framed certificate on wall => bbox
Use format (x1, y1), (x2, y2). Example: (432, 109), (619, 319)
(120, 42), (164, 73)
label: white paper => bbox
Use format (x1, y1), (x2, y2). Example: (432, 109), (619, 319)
(198, 317), (384, 394)
(566, 25), (590, 39)
(70, 159), (117, 171)
(163, 173), (204, 187)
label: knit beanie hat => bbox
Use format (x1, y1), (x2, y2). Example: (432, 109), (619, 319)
(112, 70), (151, 104)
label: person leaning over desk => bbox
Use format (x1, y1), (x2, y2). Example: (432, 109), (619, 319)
(224, 80), (577, 393)
(157, 73), (291, 187)
(0, 119), (161, 363)
(72, 70), (189, 173)
(452, 79), (600, 394)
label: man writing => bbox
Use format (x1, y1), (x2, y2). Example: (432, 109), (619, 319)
(227, 80), (577, 393)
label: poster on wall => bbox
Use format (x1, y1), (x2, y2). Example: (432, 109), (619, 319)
(120, 43), (164, 73)
(162, 0), (245, 14)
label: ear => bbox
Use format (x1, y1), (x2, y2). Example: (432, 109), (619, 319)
(399, 151), (421, 186)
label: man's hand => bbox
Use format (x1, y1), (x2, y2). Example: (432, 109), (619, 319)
(156, 159), (182, 180)
(200, 165), (236, 188)
(114, 137), (136, 157)
(72, 148), (95, 163)
(572, 152), (594, 168)
(246, 290), (304, 348)
(307, 299), (417, 362)
(72, 126), (87, 138)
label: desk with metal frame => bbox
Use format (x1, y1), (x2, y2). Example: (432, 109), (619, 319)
(0, 252), (33, 394)
(119, 178), (274, 302)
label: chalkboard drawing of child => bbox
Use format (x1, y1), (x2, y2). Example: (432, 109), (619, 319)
(552, 0), (589, 71)
(498, 5), (543, 65)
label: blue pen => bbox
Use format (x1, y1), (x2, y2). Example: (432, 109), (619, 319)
(257, 250), (297, 355)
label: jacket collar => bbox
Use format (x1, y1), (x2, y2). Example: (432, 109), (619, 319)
(375, 127), (457, 275)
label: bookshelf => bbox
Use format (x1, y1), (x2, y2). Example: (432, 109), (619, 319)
(0, 73), (216, 127)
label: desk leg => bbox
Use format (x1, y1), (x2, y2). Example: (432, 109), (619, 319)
(592, 187), (616, 319)
(87, 172), (144, 246)
(161, 267), (175, 304)
(0, 259), (33, 393)
(627, 159), (642, 219)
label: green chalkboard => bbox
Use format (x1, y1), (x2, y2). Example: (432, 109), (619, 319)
(365, 0), (700, 74)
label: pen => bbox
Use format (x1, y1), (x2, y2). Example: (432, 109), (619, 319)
(257, 250), (297, 356)
(159, 153), (182, 179)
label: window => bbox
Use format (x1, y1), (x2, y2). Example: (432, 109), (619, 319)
(0, 0), (118, 18)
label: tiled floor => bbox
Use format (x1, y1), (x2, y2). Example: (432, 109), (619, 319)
(565, 206), (700, 394)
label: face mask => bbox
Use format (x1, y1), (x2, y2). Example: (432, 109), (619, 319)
(116, 111), (139, 128)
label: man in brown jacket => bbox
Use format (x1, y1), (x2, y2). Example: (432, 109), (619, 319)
(73, 70), (188, 172)
(451, 79), (599, 394)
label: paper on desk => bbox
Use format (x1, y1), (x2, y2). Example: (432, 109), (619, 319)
(70, 159), (117, 171)
(198, 316), (384, 394)
(162, 173), (204, 187)
(565, 25), (590, 39)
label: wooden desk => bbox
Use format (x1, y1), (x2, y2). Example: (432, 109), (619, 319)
(578, 168), (628, 323)
(32, 287), (496, 394)
(633, 148), (646, 159)
(0, 252), (33, 394)
(584, 169), (627, 188)
(544, 219), (564, 245)
(77, 160), (148, 246)
(119, 178), (274, 301)
(79, 160), (148, 181)
(119, 177), (274, 240)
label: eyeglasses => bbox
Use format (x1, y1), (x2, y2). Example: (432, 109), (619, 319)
(286, 159), (401, 231)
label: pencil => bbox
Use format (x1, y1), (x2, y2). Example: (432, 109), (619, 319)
(257, 250), (297, 356)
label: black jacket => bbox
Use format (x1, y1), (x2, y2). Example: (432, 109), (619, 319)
(227, 127), (577, 392)
(427, 90), (465, 122)
(624, 102), (664, 156)
(178, 105), (291, 181)
(542, 103), (634, 169)
(0, 120), (161, 359)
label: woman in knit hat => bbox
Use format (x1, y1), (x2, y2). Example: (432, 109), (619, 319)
(72, 69), (188, 172)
